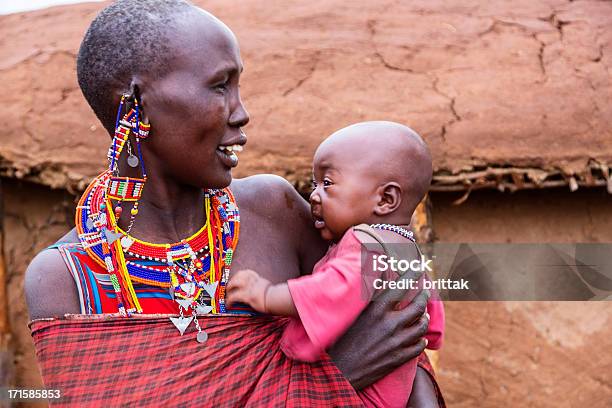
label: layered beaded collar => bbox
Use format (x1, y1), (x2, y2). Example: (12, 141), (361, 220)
(76, 170), (240, 325)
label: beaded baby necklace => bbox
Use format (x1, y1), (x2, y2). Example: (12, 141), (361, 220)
(370, 223), (416, 242)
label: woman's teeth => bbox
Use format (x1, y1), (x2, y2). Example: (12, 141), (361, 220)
(217, 144), (243, 153)
(217, 144), (243, 167)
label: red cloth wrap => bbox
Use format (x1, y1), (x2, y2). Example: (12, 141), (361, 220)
(30, 314), (364, 407)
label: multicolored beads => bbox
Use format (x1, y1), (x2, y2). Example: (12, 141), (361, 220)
(76, 171), (240, 316)
(370, 223), (415, 242)
(107, 176), (146, 201)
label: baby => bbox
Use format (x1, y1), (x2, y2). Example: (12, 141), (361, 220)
(227, 121), (444, 407)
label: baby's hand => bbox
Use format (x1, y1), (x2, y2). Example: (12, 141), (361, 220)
(226, 269), (271, 313)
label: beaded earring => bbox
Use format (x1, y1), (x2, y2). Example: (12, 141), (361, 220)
(106, 94), (148, 231)
(138, 120), (150, 138)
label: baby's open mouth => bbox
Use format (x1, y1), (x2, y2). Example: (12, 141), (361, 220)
(312, 214), (326, 229)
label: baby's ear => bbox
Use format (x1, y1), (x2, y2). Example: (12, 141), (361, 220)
(374, 182), (402, 215)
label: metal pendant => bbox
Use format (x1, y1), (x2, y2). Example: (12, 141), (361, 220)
(176, 298), (193, 310)
(202, 281), (219, 298)
(195, 304), (213, 314)
(127, 154), (139, 168)
(120, 236), (134, 250)
(196, 331), (208, 344)
(104, 229), (123, 244)
(180, 282), (196, 297)
(169, 316), (193, 335)
(86, 218), (94, 229)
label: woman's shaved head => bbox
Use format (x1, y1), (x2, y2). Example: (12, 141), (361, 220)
(77, 0), (196, 134)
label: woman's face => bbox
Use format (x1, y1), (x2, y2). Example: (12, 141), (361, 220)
(139, 12), (249, 189)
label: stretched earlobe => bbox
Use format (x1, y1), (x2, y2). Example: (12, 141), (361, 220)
(127, 79), (151, 138)
(374, 182), (402, 216)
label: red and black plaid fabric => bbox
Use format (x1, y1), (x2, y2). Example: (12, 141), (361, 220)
(30, 314), (364, 407)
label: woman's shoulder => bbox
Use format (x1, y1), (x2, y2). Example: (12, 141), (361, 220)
(231, 174), (295, 199)
(231, 174), (306, 218)
(25, 228), (81, 319)
(230, 175), (327, 272)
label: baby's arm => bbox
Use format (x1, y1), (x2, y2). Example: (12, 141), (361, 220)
(226, 269), (298, 316)
(407, 366), (441, 408)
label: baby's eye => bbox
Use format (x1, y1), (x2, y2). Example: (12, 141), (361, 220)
(323, 178), (333, 187)
(213, 80), (229, 93)
(311, 180), (318, 189)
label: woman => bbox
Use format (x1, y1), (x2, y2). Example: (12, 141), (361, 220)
(25, 0), (443, 405)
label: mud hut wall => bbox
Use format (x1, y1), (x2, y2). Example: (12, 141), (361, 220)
(431, 188), (612, 407)
(1, 0), (611, 191)
(2, 179), (74, 390)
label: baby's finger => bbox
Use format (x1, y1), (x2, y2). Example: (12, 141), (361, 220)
(225, 287), (245, 307)
(226, 274), (245, 292)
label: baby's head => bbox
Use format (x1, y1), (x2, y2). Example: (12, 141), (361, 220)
(310, 121), (432, 241)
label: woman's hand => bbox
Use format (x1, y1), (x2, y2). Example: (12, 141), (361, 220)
(328, 281), (430, 390)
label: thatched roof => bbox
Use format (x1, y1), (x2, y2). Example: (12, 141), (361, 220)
(1, 0), (611, 194)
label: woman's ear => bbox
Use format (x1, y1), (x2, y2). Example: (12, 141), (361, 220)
(130, 78), (150, 125)
(374, 182), (402, 216)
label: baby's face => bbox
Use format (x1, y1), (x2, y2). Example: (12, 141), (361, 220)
(309, 141), (380, 242)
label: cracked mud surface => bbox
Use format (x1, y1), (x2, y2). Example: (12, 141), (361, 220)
(0, 0), (611, 190)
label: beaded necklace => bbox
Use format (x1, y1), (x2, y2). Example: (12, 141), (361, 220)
(370, 223), (415, 242)
(76, 172), (239, 340)
(77, 172), (239, 305)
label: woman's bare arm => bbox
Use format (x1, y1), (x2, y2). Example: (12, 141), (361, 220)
(25, 248), (81, 319)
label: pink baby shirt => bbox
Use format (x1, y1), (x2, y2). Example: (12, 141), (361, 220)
(280, 228), (444, 407)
